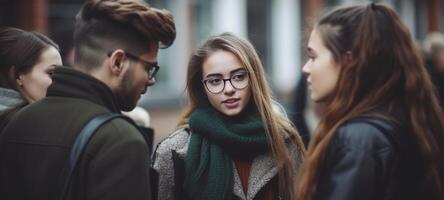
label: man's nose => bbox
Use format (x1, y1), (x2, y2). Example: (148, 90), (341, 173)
(147, 77), (156, 86)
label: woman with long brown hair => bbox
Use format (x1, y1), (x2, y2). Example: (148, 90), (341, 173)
(298, 3), (444, 200)
(152, 33), (305, 200)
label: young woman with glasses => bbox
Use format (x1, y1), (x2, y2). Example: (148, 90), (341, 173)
(152, 33), (305, 200)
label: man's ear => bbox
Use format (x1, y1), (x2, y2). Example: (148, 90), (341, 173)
(107, 49), (126, 76)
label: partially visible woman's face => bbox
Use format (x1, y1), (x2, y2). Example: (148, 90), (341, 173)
(17, 46), (62, 102)
(302, 29), (340, 102)
(202, 50), (251, 116)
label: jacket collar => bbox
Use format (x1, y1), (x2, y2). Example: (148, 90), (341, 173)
(0, 87), (24, 111)
(47, 67), (120, 113)
(232, 153), (278, 200)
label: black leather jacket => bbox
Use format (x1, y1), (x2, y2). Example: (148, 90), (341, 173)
(315, 117), (433, 200)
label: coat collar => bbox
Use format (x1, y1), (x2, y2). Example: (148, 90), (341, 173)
(47, 67), (120, 112)
(0, 87), (24, 111)
(232, 152), (278, 200)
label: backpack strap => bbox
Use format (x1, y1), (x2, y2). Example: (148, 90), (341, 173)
(59, 112), (132, 200)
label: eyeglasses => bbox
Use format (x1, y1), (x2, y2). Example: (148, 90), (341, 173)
(107, 51), (159, 80)
(202, 71), (249, 94)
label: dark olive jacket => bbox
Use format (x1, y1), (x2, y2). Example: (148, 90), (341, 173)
(0, 67), (151, 200)
(315, 117), (435, 200)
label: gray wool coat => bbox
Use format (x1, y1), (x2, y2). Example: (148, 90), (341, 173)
(152, 127), (304, 200)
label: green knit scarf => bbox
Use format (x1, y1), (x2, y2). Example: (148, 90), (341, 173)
(184, 106), (269, 200)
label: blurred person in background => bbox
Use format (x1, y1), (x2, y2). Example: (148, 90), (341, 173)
(152, 33), (305, 200)
(123, 106), (151, 127)
(298, 3), (444, 200)
(0, 27), (62, 131)
(423, 32), (444, 109)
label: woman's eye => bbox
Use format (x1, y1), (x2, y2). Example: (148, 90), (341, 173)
(208, 79), (222, 85)
(46, 65), (57, 76)
(306, 50), (316, 60)
(46, 69), (54, 76)
(232, 74), (245, 81)
(307, 55), (315, 60)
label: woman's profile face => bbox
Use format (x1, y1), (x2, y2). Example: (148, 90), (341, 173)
(17, 46), (62, 102)
(202, 50), (251, 116)
(302, 29), (340, 102)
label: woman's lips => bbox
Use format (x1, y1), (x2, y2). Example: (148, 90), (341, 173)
(222, 98), (240, 108)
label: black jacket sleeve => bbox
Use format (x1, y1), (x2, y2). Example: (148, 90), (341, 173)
(315, 120), (396, 200)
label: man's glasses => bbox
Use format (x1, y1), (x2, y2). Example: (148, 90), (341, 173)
(107, 51), (159, 80)
(202, 71), (249, 94)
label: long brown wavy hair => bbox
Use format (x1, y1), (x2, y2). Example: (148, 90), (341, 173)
(298, 3), (444, 200)
(178, 32), (305, 200)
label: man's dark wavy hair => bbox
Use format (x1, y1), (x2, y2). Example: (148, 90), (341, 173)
(73, 0), (176, 70)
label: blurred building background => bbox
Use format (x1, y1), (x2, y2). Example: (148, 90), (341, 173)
(1, 0), (443, 144)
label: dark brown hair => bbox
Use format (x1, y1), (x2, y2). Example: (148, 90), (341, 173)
(0, 27), (59, 89)
(73, 0), (176, 70)
(0, 26), (59, 131)
(298, 3), (444, 200)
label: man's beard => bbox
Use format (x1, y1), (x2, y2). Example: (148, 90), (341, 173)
(115, 69), (137, 112)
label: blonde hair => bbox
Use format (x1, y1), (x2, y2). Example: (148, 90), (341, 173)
(179, 32), (305, 199)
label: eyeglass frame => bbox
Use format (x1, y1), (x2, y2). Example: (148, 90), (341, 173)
(201, 71), (249, 94)
(107, 51), (159, 80)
